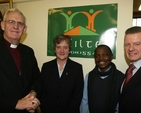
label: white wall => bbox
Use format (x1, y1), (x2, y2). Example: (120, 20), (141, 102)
(13, 0), (133, 76)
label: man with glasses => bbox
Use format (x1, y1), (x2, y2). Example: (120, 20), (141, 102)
(0, 8), (41, 113)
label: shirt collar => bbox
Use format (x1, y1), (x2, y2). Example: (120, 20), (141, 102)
(4, 38), (18, 49)
(132, 59), (141, 70)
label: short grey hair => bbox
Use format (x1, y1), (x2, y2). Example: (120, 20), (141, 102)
(3, 8), (26, 25)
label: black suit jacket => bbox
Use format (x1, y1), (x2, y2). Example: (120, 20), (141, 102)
(40, 58), (84, 113)
(0, 37), (41, 113)
(119, 67), (141, 113)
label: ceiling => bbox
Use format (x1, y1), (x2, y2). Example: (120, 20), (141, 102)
(0, 0), (140, 14)
(0, 0), (140, 11)
(133, 0), (141, 18)
(133, 0), (141, 12)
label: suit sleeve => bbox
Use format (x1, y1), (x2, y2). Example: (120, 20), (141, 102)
(30, 49), (41, 98)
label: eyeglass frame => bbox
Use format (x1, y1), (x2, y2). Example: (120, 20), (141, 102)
(3, 20), (25, 27)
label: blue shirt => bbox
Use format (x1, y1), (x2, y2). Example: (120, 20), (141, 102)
(80, 67), (111, 113)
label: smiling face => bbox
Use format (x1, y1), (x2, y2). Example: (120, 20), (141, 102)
(124, 32), (141, 62)
(94, 45), (113, 72)
(1, 11), (26, 44)
(55, 40), (70, 62)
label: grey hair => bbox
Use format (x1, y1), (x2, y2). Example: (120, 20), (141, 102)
(3, 8), (26, 25)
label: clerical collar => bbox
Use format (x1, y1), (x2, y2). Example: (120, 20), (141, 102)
(3, 38), (18, 49)
(10, 44), (18, 48)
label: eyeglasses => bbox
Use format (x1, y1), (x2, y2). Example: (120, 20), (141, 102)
(4, 20), (25, 27)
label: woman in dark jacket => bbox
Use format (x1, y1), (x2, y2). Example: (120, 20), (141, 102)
(40, 34), (84, 113)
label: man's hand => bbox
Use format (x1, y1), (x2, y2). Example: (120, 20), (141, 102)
(15, 93), (34, 110)
(27, 91), (40, 112)
(15, 92), (40, 113)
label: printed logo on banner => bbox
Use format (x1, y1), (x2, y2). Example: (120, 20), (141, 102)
(47, 3), (117, 58)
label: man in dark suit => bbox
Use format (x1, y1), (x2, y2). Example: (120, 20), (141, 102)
(40, 34), (84, 113)
(0, 8), (41, 113)
(119, 26), (141, 113)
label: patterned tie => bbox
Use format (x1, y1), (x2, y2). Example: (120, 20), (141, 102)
(124, 64), (135, 86)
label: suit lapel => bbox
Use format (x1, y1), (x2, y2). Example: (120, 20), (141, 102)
(0, 38), (19, 75)
(0, 37), (21, 92)
(50, 58), (73, 79)
(122, 67), (141, 92)
(61, 58), (73, 79)
(50, 59), (60, 79)
(19, 45), (27, 75)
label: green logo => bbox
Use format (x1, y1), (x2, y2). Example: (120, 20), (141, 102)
(48, 3), (117, 58)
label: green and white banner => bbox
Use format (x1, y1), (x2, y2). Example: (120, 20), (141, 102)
(47, 3), (117, 58)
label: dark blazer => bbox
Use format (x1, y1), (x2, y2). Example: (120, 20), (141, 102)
(119, 67), (141, 113)
(0, 37), (41, 113)
(40, 58), (84, 113)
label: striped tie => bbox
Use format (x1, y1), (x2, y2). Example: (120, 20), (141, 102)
(124, 64), (135, 86)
